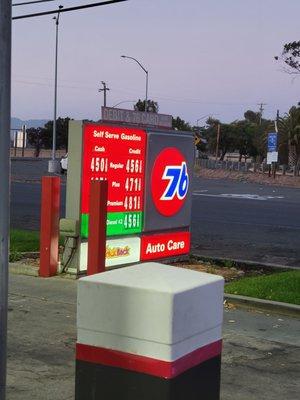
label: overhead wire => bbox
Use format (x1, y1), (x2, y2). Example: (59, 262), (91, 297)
(12, 1), (260, 111)
(13, 0), (57, 6)
(12, 0), (128, 19)
(11, 78), (264, 107)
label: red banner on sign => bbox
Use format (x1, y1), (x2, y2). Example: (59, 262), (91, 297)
(141, 231), (190, 261)
(81, 124), (147, 214)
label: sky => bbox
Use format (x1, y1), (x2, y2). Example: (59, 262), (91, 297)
(11, 0), (300, 125)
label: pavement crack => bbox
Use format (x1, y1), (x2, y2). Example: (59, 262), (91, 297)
(8, 292), (75, 306)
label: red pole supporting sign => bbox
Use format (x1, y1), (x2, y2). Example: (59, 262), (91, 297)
(39, 176), (61, 277)
(87, 180), (108, 276)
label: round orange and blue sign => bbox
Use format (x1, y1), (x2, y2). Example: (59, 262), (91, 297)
(151, 147), (189, 216)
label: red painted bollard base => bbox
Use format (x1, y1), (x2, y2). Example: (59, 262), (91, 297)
(87, 180), (108, 275)
(39, 176), (60, 277)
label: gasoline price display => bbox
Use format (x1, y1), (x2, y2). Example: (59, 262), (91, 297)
(81, 124), (147, 237)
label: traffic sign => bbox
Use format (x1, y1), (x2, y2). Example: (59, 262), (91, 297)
(267, 151), (278, 165)
(267, 132), (278, 152)
(194, 135), (201, 146)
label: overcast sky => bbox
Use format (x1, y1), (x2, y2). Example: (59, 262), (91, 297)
(11, 0), (300, 125)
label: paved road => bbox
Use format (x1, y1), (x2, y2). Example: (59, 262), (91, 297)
(11, 182), (66, 230)
(191, 177), (300, 267)
(11, 177), (300, 267)
(7, 273), (300, 400)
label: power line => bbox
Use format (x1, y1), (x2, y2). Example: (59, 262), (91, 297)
(13, 0), (57, 6)
(12, 0), (128, 20)
(11, 77), (267, 107)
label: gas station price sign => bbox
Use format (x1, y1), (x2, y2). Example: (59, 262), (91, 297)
(81, 124), (147, 237)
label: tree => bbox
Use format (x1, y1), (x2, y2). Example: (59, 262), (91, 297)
(204, 119), (236, 160)
(42, 117), (71, 150)
(233, 121), (258, 161)
(278, 106), (300, 168)
(27, 127), (46, 157)
(241, 110), (274, 162)
(275, 41), (300, 74)
(134, 99), (158, 113)
(244, 110), (260, 124)
(172, 116), (192, 131)
(26, 117), (71, 157)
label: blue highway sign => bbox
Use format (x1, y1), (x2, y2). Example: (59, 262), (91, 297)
(267, 132), (278, 152)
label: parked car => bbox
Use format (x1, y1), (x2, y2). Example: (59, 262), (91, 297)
(60, 153), (68, 174)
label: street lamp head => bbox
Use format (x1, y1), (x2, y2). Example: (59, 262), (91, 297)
(59, 5), (64, 10)
(121, 55), (126, 58)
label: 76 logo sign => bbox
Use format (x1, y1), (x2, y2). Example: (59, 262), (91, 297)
(151, 147), (190, 217)
(161, 162), (189, 200)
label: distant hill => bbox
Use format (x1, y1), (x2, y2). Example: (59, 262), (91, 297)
(11, 117), (48, 129)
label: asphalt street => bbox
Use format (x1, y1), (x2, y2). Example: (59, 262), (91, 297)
(11, 181), (66, 230)
(7, 274), (300, 400)
(11, 176), (300, 267)
(191, 177), (300, 267)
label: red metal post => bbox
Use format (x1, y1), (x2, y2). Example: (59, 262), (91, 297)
(87, 180), (108, 276)
(39, 176), (61, 277)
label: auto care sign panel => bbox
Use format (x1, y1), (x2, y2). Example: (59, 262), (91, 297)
(81, 124), (146, 237)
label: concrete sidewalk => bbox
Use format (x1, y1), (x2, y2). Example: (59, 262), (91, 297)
(7, 274), (300, 400)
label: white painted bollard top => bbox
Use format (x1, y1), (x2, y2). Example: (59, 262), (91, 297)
(77, 262), (224, 363)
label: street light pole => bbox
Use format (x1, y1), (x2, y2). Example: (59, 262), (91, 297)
(49, 5), (63, 173)
(121, 55), (148, 111)
(0, 2), (12, 399)
(145, 70), (148, 108)
(196, 115), (210, 126)
(112, 100), (135, 108)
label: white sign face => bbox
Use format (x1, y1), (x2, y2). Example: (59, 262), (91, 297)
(13, 130), (26, 148)
(101, 106), (173, 129)
(267, 151), (278, 165)
(79, 236), (141, 271)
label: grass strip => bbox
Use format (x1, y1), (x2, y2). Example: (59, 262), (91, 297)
(225, 270), (300, 305)
(10, 229), (40, 253)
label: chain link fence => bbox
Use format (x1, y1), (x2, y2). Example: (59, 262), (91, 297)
(195, 158), (300, 177)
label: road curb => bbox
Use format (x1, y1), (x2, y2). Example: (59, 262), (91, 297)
(224, 293), (300, 318)
(11, 177), (66, 184)
(9, 262), (300, 318)
(10, 262), (39, 277)
(9, 262), (78, 280)
(192, 252), (298, 271)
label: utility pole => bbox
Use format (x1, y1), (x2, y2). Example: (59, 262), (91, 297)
(275, 109), (279, 133)
(21, 124), (26, 157)
(99, 81), (110, 107)
(258, 102), (267, 125)
(0, 2), (12, 399)
(215, 123), (221, 161)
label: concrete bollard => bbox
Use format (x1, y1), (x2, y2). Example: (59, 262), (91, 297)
(75, 263), (224, 400)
